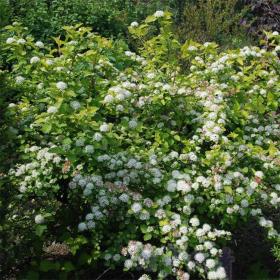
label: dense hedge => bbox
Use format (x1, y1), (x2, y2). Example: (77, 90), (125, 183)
(0, 11), (279, 279)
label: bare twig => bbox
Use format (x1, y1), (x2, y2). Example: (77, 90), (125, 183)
(95, 268), (111, 280)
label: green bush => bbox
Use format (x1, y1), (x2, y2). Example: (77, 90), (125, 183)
(179, 0), (252, 47)
(0, 0), (11, 27)
(1, 11), (280, 280)
(3, 0), (255, 49)
(6, 0), (173, 40)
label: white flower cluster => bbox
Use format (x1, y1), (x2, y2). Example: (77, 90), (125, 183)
(154, 11), (164, 18)
(195, 88), (226, 143)
(9, 145), (62, 194)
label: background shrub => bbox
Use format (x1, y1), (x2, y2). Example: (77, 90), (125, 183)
(2, 0), (258, 48)
(178, 0), (253, 48)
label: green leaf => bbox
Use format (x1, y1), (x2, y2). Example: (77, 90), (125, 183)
(42, 123), (52, 133)
(63, 261), (75, 272)
(144, 233), (152, 241)
(268, 143), (278, 156)
(140, 225), (148, 233)
(35, 225), (47, 237)
(145, 15), (156, 23)
(224, 186), (233, 194)
(39, 260), (59, 272)
(26, 271), (39, 280)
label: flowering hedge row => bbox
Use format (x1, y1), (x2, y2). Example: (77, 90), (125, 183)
(1, 11), (280, 279)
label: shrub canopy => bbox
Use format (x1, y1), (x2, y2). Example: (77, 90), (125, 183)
(1, 11), (280, 280)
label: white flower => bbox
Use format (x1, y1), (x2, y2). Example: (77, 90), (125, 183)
(93, 132), (103, 141)
(130, 21), (139, 28)
(162, 84), (171, 91)
(69, 40), (78, 45)
(181, 273), (190, 280)
(255, 171), (264, 178)
(83, 188), (92, 196)
(37, 83), (44, 89)
(204, 241), (213, 249)
(190, 217), (200, 227)
(116, 93), (125, 101)
(154, 10), (164, 18)
(131, 202), (142, 213)
(142, 247), (152, 259)
(56, 81), (67, 91)
(17, 38), (26, 44)
(272, 31), (279, 36)
(113, 254), (121, 261)
(15, 76), (25, 84)
(104, 94), (114, 103)
(100, 123), (110, 132)
(85, 145), (94, 154)
(76, 139), (85, 147)
(70, 101), (81, 110)
(104, 253), (112, 260)
(194, 252), (205, 263)
(128, 119), (138, 129)
(188, 46), (198, 51)
(35, 41), (44, 48)
(46, 59), (54, 65)
(85, 213), (94, 220)
(210, 248), (218, 256)
(241, 199), (249, 208)
(208, 271), (217, 280)
(87, 220), (95, 229)
(167, 179), (177, 192)
(216, 267), (227, 279)
(138, 274), (151, 280)
(6, 37), (15, 44)
(187, 261), (195, 270)
(250, 181), (258, 189)
(19, 185), (27, 193)
(124, 259), (133, 269)
(78, 222), (87, 231)
(125, 51), (134, 57)
(47, 106), (58, 114)
(119, 193), (129, 202)
(147, 72), (155, 79)
(35, 214), (44, 224)
(188, 152), (197, 161)
(177, 180), (191, 193)
(30, 56), (40, 64)
(203, 223), (211, 232)
(162, 224), (171, 233)
(206, 259), (216, 269)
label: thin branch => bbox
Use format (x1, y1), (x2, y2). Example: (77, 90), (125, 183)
(95, 268), (111, 280)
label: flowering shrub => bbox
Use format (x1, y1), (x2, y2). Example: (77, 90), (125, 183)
(1, 11), (280, 279)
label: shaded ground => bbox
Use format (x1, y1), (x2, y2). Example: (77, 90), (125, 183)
(231, 220), (280, 280)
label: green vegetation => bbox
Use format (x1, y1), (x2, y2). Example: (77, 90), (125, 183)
(0, 1), (279, 279)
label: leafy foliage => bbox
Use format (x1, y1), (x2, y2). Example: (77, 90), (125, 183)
(178, 0), (251, 47)
(1, 11), (280, 280)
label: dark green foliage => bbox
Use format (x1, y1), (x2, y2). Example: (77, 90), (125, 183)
(2, 0), (253, 48)
(0, 0), (11, 27)
(5, 0), (173, 41)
